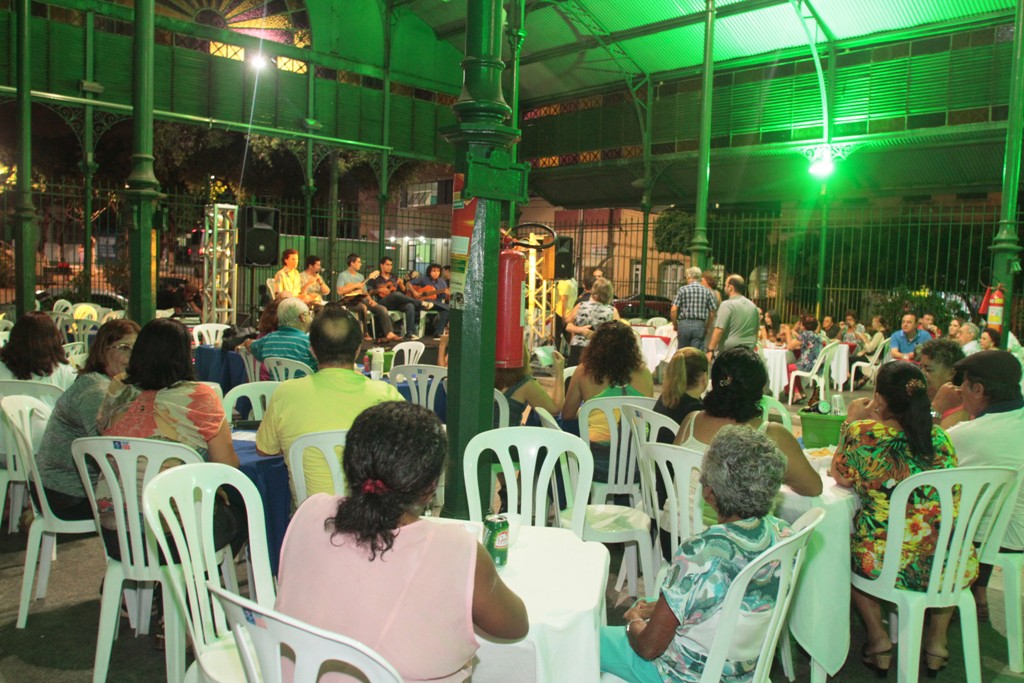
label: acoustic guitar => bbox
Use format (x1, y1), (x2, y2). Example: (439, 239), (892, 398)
(409, 282), (439, 301)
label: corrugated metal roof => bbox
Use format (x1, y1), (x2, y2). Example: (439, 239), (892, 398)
(411, 0), (1016, 102)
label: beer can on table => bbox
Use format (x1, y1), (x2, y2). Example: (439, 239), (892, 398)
(483, 514), (510, 568)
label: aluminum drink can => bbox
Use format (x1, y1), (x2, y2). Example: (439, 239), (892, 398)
(483, 514), (510, 568)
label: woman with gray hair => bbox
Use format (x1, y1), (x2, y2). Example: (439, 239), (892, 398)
(599, 425), (793, 682)
(565, 276), (620, 366)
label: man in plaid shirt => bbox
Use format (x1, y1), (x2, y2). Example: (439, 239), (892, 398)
(670, 266), (717, 351)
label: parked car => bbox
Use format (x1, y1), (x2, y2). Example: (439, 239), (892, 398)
(36, 289), (128, 312)
(613, 293), (672, 320)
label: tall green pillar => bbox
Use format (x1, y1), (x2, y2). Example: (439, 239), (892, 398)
(441, 0), (529, 519)
(993, 0), (1024, 345)
(689, 0), (715, 271)
(13, 0), (37, 318)
(124, 0), (160, 324)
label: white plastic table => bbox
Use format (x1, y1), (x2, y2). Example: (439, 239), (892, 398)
(830, 343), (851, 390)
(776, 471), (859, 682)
(474, 525), (611, 683)
(639, 334), (673, 373)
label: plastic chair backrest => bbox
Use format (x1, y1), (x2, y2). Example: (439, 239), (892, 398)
(288, 430), (348, 505)
(265, 357), (313, 381)
(978, 465), (1024, 564)
(208, 583), (402, 683)
(0, 319), (12, 332)
(67, 352), (89, 371)
(0, 331), (8, 348)
(578, 395), (657, 498)
(0, 380), (64, 407)
(71, 303), (99, 320)
(142, 463), (276, 657)
(808, 341), (839, 378)
(193, 323), (231, 347)
(62, 341), (86, 356)
(392, 341), (425, 366)
(493, 388), (510, 428)
(647, 316), (669, 328)
(873, 466), (1018, 599)
(222, 381), (280, 421)
(563, 365), (577, 381)
(389, 364), (447, 411)
(700, 508), (825, 683)
(72, 438), (202, 577)
(533, 406), (561, 431)
(101, 310), (125, 324)
(0, 396), (53, 515)
(53, 299), (73, 314)
(49, 312), (75, 343)
(236, 345), (261, 384)
(622, 403), (681, 454)
(759, 395), (793, 431)
(463, 426), (594, 538)
(640, 442), (706, 552)
(72, 318), (101, 345)
(266, 278), (278, 298)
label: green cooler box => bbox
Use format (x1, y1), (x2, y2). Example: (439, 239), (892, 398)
(800, 412), (845, 448)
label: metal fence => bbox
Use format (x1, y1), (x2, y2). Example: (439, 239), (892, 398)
(3, 181), (1021, 335)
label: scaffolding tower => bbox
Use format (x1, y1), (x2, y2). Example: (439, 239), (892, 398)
(201, 203), (238, 325)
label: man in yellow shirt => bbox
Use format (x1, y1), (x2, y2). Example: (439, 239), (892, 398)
(255, 306), (403, 501)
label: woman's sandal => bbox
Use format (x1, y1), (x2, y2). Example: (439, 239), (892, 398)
(923, 651), (950, 678)
(861, 644), (893, 677)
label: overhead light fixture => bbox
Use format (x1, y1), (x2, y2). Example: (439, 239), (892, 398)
(302, 118), (323, 132)
(802, 143), (854, 179)
(79, 80), (104, 95)
(251, 54), (269, 71)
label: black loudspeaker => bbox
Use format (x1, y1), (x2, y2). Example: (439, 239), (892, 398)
(238, 206), (280, 266)
(554, 236), (574, 279)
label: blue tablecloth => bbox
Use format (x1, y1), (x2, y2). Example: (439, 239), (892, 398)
(234, 434), (291, 575)
(195, 345), (248, 396)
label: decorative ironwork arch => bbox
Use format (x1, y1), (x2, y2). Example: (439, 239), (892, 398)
(134, 0), (313, 47)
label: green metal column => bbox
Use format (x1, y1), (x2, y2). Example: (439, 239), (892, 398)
(378, 5), (394, 263)
(638, 79), (654, 316)
(124, 0), (160, 323)
(505, 0), (527, 226)
(327, 150), (339, 277)
(993, 0), (1024, 346)
(303, 69), (315, 256)
(81, 10), (97, 296)
(12, 0), (37, 318)
(442, 0), (528, 519)
(815, 182), (829, 320)
(689, 0), (715, 270)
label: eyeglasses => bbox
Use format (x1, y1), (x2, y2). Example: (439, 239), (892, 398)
(113, 343), (134, 352)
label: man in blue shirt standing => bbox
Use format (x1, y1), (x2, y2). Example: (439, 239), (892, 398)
(890, 312), (932, 361)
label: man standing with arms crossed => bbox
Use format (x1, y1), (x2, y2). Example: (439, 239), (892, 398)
(670, 266), (717, 351)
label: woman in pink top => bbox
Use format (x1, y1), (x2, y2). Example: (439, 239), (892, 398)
(275, 402), (528, 681)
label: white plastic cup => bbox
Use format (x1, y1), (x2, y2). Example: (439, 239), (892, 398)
(505, 512), (522, 546)
(830, 394), (846, 416)
(370, 370), (382, 381)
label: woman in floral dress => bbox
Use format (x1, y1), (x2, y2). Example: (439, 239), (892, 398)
(830, 361), (975, 675)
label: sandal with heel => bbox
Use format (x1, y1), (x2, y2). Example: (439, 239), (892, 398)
(861, 644), (893, 677)
(923, 651), (949, 678)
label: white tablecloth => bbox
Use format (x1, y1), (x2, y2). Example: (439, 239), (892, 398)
(474, 525), (611, 683)
(639, 335), (673, 373)
(762, 348), (789, 399)
(775, 472), (859, 678)
(830, 343), (851, 390)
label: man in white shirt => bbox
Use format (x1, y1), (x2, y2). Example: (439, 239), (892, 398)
(957, 322), (982, 356)
(946, 350), (1024, 619)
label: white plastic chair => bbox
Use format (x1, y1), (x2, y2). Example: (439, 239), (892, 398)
(622, 403), (680, 451)
(264, 357), (313, 381)
(464, 427), (594, 539)
(0, 380), (64, 406)
(654, 323), (676, 338)
(49, 312), (75, 343)
(72, 318), (101, 346)
(265, 278), (278, 299)
(493, 388), (511, 428)
(0, 331), (8, 348)
(63, 341), (87, 356)
(222, 381), (280, 421)
(1, 397), (95, 629)
(155, 308), (175, 319)
(977, 466), (1024, 672)
(787, 341), (840, 405)
(389, 364), (447, 411)
(142, 463), (277, 683)
(392, 340), (425, 366)
(288, 429), (348, 506)
(0, 319), (13, 332)
(760, 395), (793, 431)
(72, 437), (204, 683)
(101, 309), (126, 324)
(533, 406), (562, 431)
(208, 582), (403, 683)
(52, 299), (73, 314)
(193, 323), (231, 348)
(647, 316), (668, 328)
(852, 466), (1019, 683)
(849, 337), (891, 390)
(71, 302), (99, 320)
(578, 396), (658, 599)
(638, 442), (705, 569)
(236, 345), (261, 384)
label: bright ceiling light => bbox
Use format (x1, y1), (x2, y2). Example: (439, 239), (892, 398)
(809, 157), (835, 178)
(251, 54), (269, 71)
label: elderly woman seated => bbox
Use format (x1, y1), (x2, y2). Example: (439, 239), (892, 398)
(599, 425), (793, 682)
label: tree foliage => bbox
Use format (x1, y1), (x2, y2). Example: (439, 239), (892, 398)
(653, 208), (694, 255)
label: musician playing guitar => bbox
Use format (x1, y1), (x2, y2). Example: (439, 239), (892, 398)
(366, 256), (434, 340)
(408, 263), (451, 339)
(336, 253), (401, 342)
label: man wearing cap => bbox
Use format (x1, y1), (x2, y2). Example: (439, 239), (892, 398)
(945, 350), (1024, 620)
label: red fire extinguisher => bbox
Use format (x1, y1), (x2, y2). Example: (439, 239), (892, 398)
(979, 284), (1006, 333)
(495, 224), (558, 369)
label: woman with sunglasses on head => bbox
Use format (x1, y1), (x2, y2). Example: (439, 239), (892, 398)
(34, 319), (141, 521)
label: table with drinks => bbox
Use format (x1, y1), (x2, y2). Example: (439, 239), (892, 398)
(436, 517), (611, 683)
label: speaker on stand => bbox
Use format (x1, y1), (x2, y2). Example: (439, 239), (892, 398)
(238, 206), (281, 321)
(554, 236), (575, 279)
